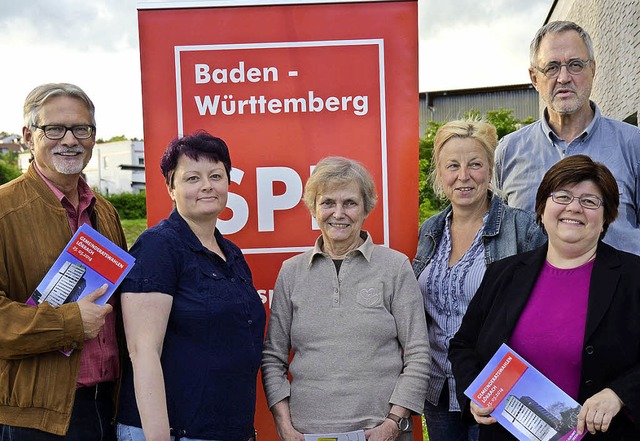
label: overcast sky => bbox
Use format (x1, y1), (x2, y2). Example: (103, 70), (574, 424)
(0, 0), (553, 139)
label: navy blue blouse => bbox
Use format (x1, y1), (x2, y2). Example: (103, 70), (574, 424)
(117, 209), (266, 441)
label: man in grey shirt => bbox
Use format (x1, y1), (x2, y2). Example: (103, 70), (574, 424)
(495, 21), (640, 255)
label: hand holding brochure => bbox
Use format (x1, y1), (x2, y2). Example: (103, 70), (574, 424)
(464, 343), (584, 441)
(27, 224), (135, 354)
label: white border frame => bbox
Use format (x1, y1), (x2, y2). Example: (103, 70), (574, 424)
(174, 39), (388, 253)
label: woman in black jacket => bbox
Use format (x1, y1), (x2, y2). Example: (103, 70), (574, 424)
(449, 155), (640, 440)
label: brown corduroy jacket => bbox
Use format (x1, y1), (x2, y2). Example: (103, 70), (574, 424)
(0, 164), (126, 435)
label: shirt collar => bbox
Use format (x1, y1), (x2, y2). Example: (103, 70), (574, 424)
(167, 209), (236, 263)
(542, 101), (600, 144)
(308, 230), (373, 267)
(33, 162), (96, 216)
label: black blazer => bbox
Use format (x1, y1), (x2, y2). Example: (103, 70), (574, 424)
(449, 241), (640, 440)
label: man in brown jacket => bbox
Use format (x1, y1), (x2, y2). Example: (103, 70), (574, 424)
(0, 83), (127, 440)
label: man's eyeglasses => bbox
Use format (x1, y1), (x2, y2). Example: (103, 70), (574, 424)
(534, 59), (592, 78)
(550, 191), (603, 209)
(32, 124), (96, 140)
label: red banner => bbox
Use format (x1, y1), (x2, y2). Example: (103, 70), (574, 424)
(138, 1), (419, 438)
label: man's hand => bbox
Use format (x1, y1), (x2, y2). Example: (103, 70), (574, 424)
(77, 284), (112, 340)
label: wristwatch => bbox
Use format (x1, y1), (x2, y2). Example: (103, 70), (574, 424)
(386, 412), (411, 432)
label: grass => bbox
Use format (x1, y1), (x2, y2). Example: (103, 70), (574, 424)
(121, 218), (147, 247)
(422, 415), (430, 441)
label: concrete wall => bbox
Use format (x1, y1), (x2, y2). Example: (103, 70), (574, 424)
(84, 140), (145, 195)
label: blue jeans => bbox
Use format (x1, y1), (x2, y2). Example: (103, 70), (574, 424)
(423, 384), (479, 441)
(117, 424), (221, 441)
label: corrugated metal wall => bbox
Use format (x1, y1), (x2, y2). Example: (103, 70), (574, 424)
(419, 86), (540, 137)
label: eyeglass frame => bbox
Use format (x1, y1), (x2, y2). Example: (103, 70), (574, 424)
(549, 190), (604, 210)
(533, 59), (592, 79)
(31, 124), (96, 140)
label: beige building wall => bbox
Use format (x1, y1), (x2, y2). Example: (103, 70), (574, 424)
(548, 0), (640, 125)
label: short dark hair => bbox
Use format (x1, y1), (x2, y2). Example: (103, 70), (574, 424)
(160, 131), (232, 187)
(535, 155), (619, 237)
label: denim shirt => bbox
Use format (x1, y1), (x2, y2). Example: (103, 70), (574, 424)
(412, 193), (547, 277)
(118, 209), (266, 441)
(495, 102), (640, 255)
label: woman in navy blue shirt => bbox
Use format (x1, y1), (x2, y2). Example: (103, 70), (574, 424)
(116, 132), (266, 441)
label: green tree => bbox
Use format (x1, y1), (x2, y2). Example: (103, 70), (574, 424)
(419, 121), (448, 220)
(101, 192), (147, 219)
(0, 153), (21, 184)
(96, 135), (128, 144)
(486, 107), (524, 139)
(418, 108), (535, 222)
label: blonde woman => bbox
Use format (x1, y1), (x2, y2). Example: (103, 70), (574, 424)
(413, 119), (545, 441)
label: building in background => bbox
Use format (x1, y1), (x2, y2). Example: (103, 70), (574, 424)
(547, 0), (639, 126)
(0, 134), (25, 155)
(84, 140), (145, 195)
(18, 139), (146, 194)
(418, 84), (539, 136)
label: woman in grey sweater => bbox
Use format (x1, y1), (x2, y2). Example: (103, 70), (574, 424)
(262, 156), (430, 441)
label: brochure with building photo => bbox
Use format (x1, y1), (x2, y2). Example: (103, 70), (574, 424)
(464, 343), (584, 441)
(27, 223), (134, 354)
